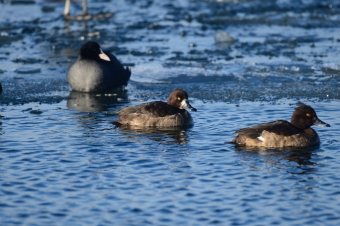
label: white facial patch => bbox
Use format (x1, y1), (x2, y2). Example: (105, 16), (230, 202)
(180, 99), (188, 109)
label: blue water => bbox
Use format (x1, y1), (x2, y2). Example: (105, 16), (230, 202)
(1, 0), (340, 225)
(1, 100), (340, 225)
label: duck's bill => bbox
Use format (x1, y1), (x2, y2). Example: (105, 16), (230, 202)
(314, 118), (330, 127)
(181, 99), (197, 112)
(99, 49), (111, 61)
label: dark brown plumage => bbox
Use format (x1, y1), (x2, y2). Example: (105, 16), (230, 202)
(113, 89), (197, 127)
(231, 104), (330, 148)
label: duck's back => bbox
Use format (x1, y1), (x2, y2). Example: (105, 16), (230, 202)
(115, 101), (193, 127)
(234, 120), (301, 138)
(231, 120), (320, 147)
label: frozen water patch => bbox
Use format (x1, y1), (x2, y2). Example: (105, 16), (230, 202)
(323, 63), (340, 71)
(131, 60), (340, 84)
(131, 64), (236, 83)
(14, 67), (41, 74)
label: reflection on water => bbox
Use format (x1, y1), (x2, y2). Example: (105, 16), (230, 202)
(67, 89), (128, 112)
(115, 125), (191, 144)
(234, 145), (318, 168)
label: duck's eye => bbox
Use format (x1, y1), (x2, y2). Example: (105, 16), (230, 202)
(177, 97), (181, 101)
(306, 113), (311, 117)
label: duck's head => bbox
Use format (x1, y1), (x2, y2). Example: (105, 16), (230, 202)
(168, 89), (197, 112)
(291, 104), (330, 130)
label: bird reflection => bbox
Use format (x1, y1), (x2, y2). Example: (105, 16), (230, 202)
(67, 89), (128, 112)
(115, 125), (191, 145)
(63, 0), (113, 20)
(234, 146), (317, 166)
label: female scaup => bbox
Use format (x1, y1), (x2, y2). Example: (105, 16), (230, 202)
(67, 41), (131, 92)
(113, 89), (197, 127)
(231, 104), (330, 148)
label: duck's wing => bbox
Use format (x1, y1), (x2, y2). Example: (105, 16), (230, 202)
(235, 120), (302, 139)
(118, 101), (181, 118)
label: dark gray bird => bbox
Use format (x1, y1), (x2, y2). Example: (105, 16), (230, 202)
(66, 41), (131, 92)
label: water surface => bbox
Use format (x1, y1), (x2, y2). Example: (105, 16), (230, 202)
(1, 0), (340, 225)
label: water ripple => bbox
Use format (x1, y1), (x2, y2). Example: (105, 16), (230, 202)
(1, 0), (340, 225)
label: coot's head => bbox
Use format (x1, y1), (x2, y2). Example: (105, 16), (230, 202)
(79, 41), (110, 61)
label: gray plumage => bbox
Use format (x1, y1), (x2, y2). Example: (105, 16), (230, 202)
(67, 41), (131, 92)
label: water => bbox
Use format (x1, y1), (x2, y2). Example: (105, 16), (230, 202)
(1, 0), (340, 225)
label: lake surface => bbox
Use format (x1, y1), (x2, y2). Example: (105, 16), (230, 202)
(1, 0), (340, 225)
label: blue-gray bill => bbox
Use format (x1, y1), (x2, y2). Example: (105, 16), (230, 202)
(181, 99), (197, 112)
(314, 118), (330, 127)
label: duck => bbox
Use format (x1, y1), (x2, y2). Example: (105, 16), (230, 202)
(230, 104), (330, 148)
(66, 41), (131, 93)
(113, 89), (197, 127)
